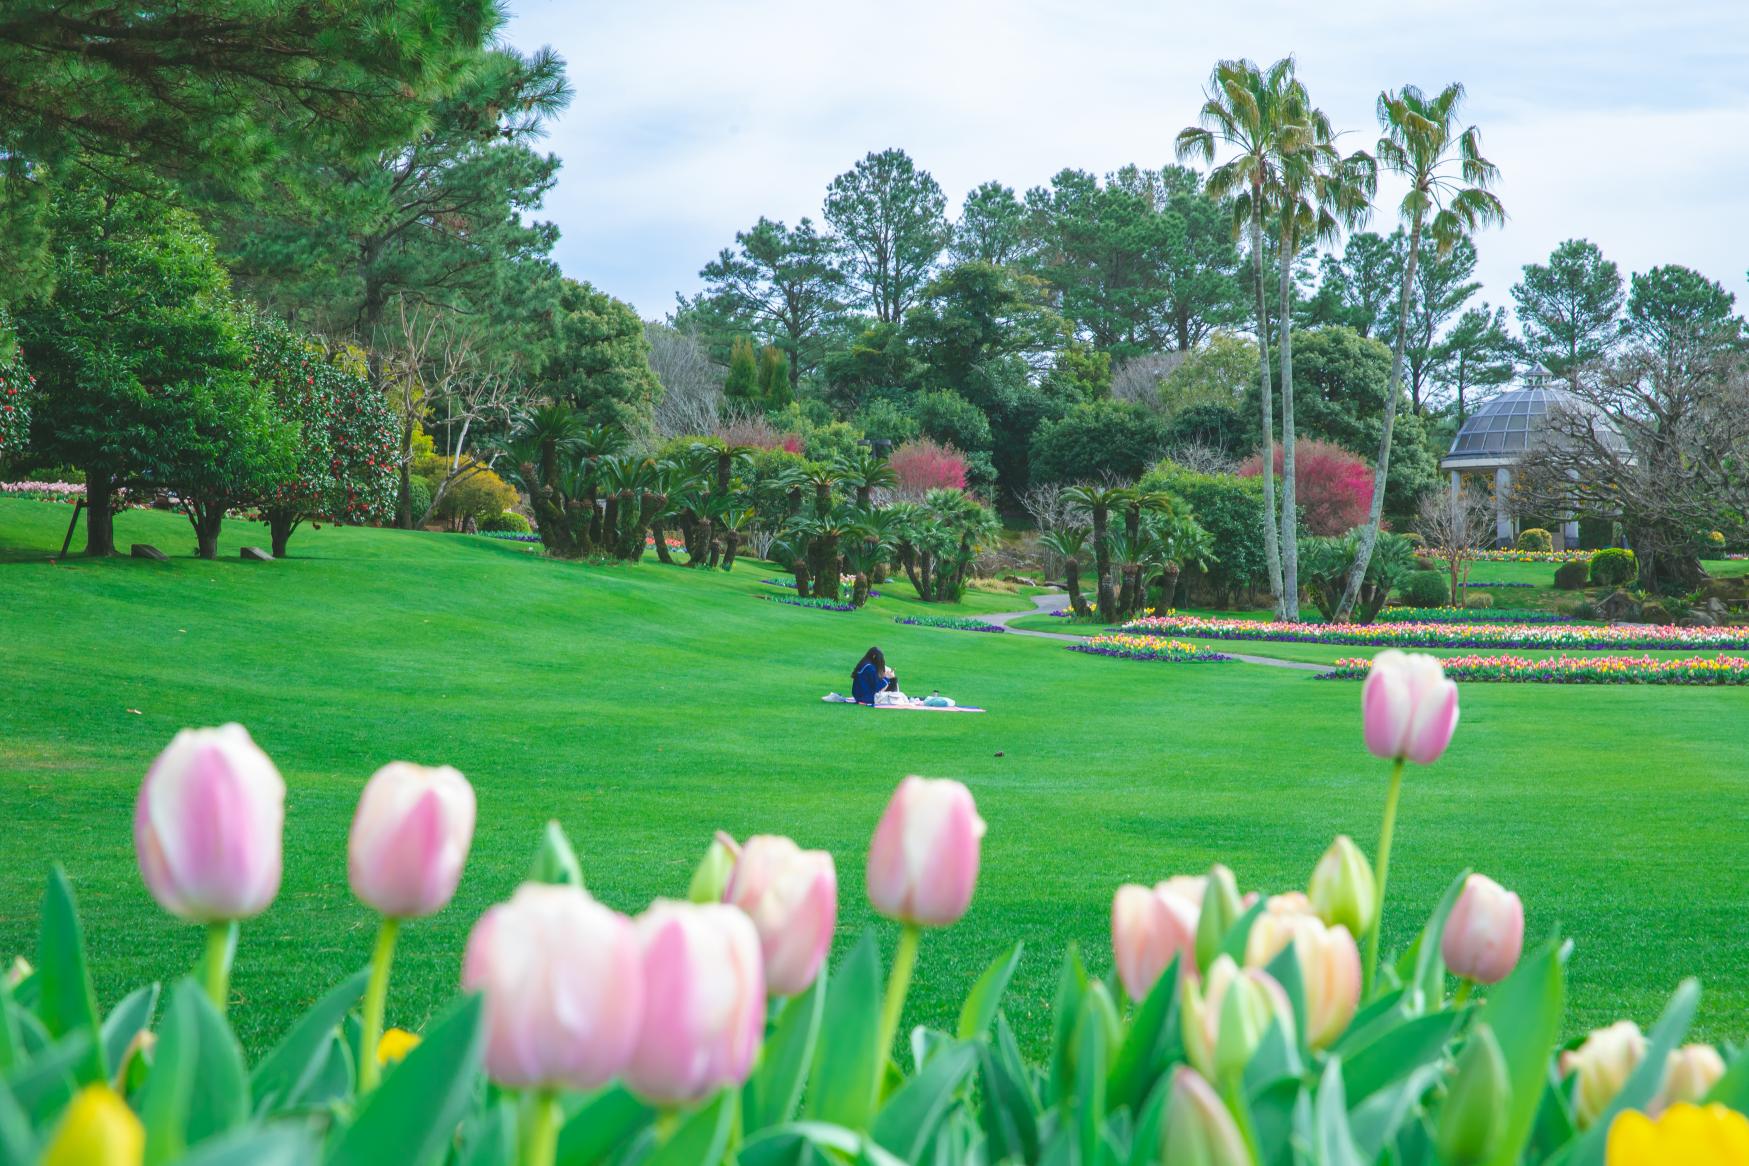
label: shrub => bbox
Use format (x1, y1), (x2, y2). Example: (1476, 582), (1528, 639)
(1554, 558), (1591, 590)
(888, 438), (967, 496)
(1029, 399), (1168, 486)
(480, 511), (531, 534)
(1564, 595), (1600, 619)
(1237, 438), (1374, 535)
(1399, 531), (1425, 549)
(406, 475), (432, 524)
(428, 461), (518, 527)
(1464, 591), (1495, 609)
(1590, 547), (1638, 587)
(1516, 527), (1553, 552)
(1141, 463), (1268, 604)
(1399, 570), (1450, 607)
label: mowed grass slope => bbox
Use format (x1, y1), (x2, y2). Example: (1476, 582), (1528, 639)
(2, 497), (1747, 1057)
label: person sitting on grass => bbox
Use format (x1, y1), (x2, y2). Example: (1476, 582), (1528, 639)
(852, 646), (899, 706)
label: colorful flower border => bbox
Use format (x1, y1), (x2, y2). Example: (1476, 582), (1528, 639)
(892, 615), (1005, 633)
(1121, 613), (1749, 652)
(1378, 606), (1574, 625)
(1320, 653), (1749, 685)
(1068, 633), (1237, 663)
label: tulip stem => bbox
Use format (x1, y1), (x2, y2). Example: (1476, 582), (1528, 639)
(358, 916), (401, 1094)
(1453, 979), (1473, 1009)
(1364, 758), (1406, 996)
(878, 924), (922, 1070)
(200, 921), (236, 1014)
(519, 1090), (560, 1166)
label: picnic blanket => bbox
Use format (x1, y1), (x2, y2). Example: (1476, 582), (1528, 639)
(822, 693), (986, 713)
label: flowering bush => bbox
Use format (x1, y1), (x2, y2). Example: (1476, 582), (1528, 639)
(888, 438), (968, 496)
(1237, 439), (1373, 535)
(1378, 607), (1575, 625)
(1324, 653), (1749, 685)
(10, 666), (1749, 1165)
(0, 314), (33, 463)
(1, 480), (82, 500)
(1070, 633), (1238, 662)
(893, 615), (1005, 633)
(1121, 613), (1749, 652)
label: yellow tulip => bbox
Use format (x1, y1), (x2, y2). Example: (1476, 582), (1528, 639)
(376, 1026), (421, 1065)
(41, 1085), (144, 1166)
(1607, 1103), (1749, 1165)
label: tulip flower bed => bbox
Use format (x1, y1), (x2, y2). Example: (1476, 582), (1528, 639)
(760, 594), (855, 611)
(1466, 548), (1593, 563)
(1378, 606), (1574, 624)
(892, 614), (1005, 632)
(1069, 633), (1238, 663)
(1466, 580), (1536, 588)
(0, 480), (84, 501)
(11, 651), (1749, 1166)
(1121, 612), (1749, 652)
(1324, 652), (1749, 685)
(479, 530), (542, 543)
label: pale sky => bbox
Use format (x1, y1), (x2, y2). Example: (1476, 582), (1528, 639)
(503, 0), (1749, 330)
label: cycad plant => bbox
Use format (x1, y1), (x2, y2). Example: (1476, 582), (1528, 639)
(1039, 526), (1093, 617)
(1337, 82), (1504, 621)
(1064, 483), (1131, 623)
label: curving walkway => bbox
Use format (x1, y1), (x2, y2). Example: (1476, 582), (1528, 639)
(981, 593), (1328, 673)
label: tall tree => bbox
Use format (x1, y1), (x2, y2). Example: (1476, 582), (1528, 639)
(0, 0), (494, 298)
(1386, 233), (1482, 412)
(1157, 167), (1247, 350)
(824, 148), (949, 323)
(1305, 231), (1403, 339)
(1337, 82), (1503, 621)
(536, 279), (663, 432)
(1272, 92), (1375, 619)
(697, 216), (844, 389)
(952, 181), (1031, 266)
(1431, 303), (1517, 420)
(1511, 239), (1624, 384)
(1177, 57), (1316, 616)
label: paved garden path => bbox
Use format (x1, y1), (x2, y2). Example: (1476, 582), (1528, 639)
(981, 593), (1328, 673)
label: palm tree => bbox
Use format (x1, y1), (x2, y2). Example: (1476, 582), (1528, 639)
(711, 500), (755, 571)
(1177, 58), (1312, 616)
(841, 509), (896, 607)
(1336, 83), (1504, 621)
(1147, 511), (1215, 612)
(1274, 112), (1376, 618)
(835, 448), (897, 509)
(1039, 527), (1092, 617)
(1064, 482), (1130, 623)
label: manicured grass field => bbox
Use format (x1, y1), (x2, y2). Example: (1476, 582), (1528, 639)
(4, 496), (1749, 1059)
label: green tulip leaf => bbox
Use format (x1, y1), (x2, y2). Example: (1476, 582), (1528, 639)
(1475, 936), (1567, 1166)
(183, 983), (249, 1147)
(1247, 1072), (1306, 1166)
(140, 981), (200, 1166)
(33, 867), (103, 1084)
(457, 1097), (515, 1166)
(1075, 997), (1109, 1166)
(957, 942), (1022, 1041)
(1046, 944), (1088, 1109)
(177, 1127), (318, 1166)
(1562, 978), (1700, 1166)
(646, 1089), (734, 1166)
(745, 971), (827, 1134)
(1351, 1062), (1442, 1160)
(803, 931), (882, 1132)
(1108, 956), (1182, 1112)
(1342, 1012), (1461, 1105)
(1124, 1072), (1170, 1166)
(0, 1078), (35, 1166)
(324, 993), (485, 1166)
(1333, 988), (1407, 1057)
(1401, 869), (1471, 1015)
(1263, 940), (1308, 1056)
(739, 1121), (908, 1166)
(1217, 899), (1267, 967)
(555, 1085), (652, 1166)
(99, 983), (159, 1082)
(1313, 1057), (1367, 1166)
(249, 968), (368, 1113)
(872, 1038), (977, 1161)
(3, 1030), (88, 1127)
(977, 1036), (1040, 1164)
(527, 821), (586, 889)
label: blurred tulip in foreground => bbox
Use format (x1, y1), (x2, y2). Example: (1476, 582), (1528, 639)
(1363, 650), (1460, 765)
(1442, 873), (1524, 985)
(1161, 1066), (1250, 1166)
(867, 776), (985, 927)
(348, 762), (476, 919)
(1308, 835), (1376, 938)
(723, 834), (837, 996)
(1563, 1020), (1647, 1129)
(1113, 883), (1198, 1000)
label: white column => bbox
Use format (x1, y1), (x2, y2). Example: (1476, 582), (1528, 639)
(1494, 466), (1514, 547)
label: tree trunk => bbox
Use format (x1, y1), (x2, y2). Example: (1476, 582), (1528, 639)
(83, 468), (117, 557)
(268, 510), (299, 558)
(1065, 559), (1089, 617)
(792, 557), (812, 598)
(601, 495), (619, 555)
(652, 524), (674, 565)
(1337, 215), (1424, 620)
(1159, 565), (1181, 613)
(1093, 507), (1115, 623)
(1117, 564), (1137, 617)
(1248, 206), (1286, 615)
(722, 531), (739, 571)
(187, 500), (224, 560)
(851, 572), (870, 607)
(1277, 239), (1300, 619)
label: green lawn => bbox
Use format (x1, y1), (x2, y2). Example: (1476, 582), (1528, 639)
(3, 497), (1748, 1060)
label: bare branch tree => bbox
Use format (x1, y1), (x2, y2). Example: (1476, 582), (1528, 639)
(647, 321), (724, 438)
(1417, 486), (1492, 606)
(1110, 351), (1186, 413)
(1161, 442), (1237, 475)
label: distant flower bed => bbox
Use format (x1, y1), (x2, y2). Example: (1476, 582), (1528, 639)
(1466, 580), (1535, 588)
(1322, 653), (1749, 685)
(893, 615), (1004, 633)
(479, 531), (541, 543)
(1379, 606), (1573, 625)
(1121, 612), (1749, 652)
(644, 535), (686, 549)
(1, 481), (84, 501)
(1465, 549), (1591, 563)
(761, 594), (854, 612)
(761, 577), (878, 600)
(1069, 633), (1236, 663)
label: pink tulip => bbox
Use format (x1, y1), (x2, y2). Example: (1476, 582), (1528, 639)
(348, 763), (476, 919)
(1441, 874), (1524, 984)
(1112, 884), (1198, 1000)
(867, 776), (985, 927)
(462, 883), (644, 1091)
(1363, 650), (1460, 764)
(134, 725), (285, 922)
(1161, 1066), (1250, 1166)
(722, 834), (838, 996)
(627, 901), (766, 1104)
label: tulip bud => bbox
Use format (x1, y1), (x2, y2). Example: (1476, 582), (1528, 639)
(722, 834), (837, 996)
(1309, 835), (1377, 938)
(1113, 884), (1198, 1000)
(1442, 874), (1524, 985)
(1437, 1024), (1509, 1166)
(348, 763), (476, 919)
(1363, 650), (1460, 765)
(1183, 955), (1294, 1086)
(1193, 865), (1245, 974)
(1562, 1020), (1647, 1129)
(1161, 1066), (1250, 1166)
(866, 776), (985, 927)
(135, 724), (284, 922)
(526, 820), (585, 888)
(1657, 1044), (1726, 1112)
(627, 901), (766, 1104)
(688, 831), (740, 904)
(41, 1085), (144, 1166)
(462, 883), (643, 1091)
(1292, 919), (1361, 1050)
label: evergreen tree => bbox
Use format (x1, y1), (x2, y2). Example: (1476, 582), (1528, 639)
(538, 280), (663, 431)
(697, 217), (844, 390)
(824, 149), (950, 323)
(951, 181), (1031, 266)
(1432, 304), (1518, 420)
(1511, 239), (1624, 384)
(723, 337), (760, 410)
(756, 346), (792, 409)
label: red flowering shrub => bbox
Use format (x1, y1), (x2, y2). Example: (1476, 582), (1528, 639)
(1238, 438), (1373, 535)
(0, 313), (34, 464)
(889, 438), (967, 497)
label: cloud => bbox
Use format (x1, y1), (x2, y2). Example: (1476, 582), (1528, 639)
(507, 0), (1749, 320)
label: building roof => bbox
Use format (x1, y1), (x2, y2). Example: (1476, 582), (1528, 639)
(1441, 384), (1628, 471)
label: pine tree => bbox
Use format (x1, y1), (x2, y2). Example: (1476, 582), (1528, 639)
(723, 337), (759, 410)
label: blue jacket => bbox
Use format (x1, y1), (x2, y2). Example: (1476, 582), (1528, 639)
(851, 661), (889, 706)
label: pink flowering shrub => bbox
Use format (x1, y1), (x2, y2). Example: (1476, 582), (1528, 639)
(1239, 439), (1373, 535)
(888, 437), (967, 497)
(0, 316), (34, 463)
